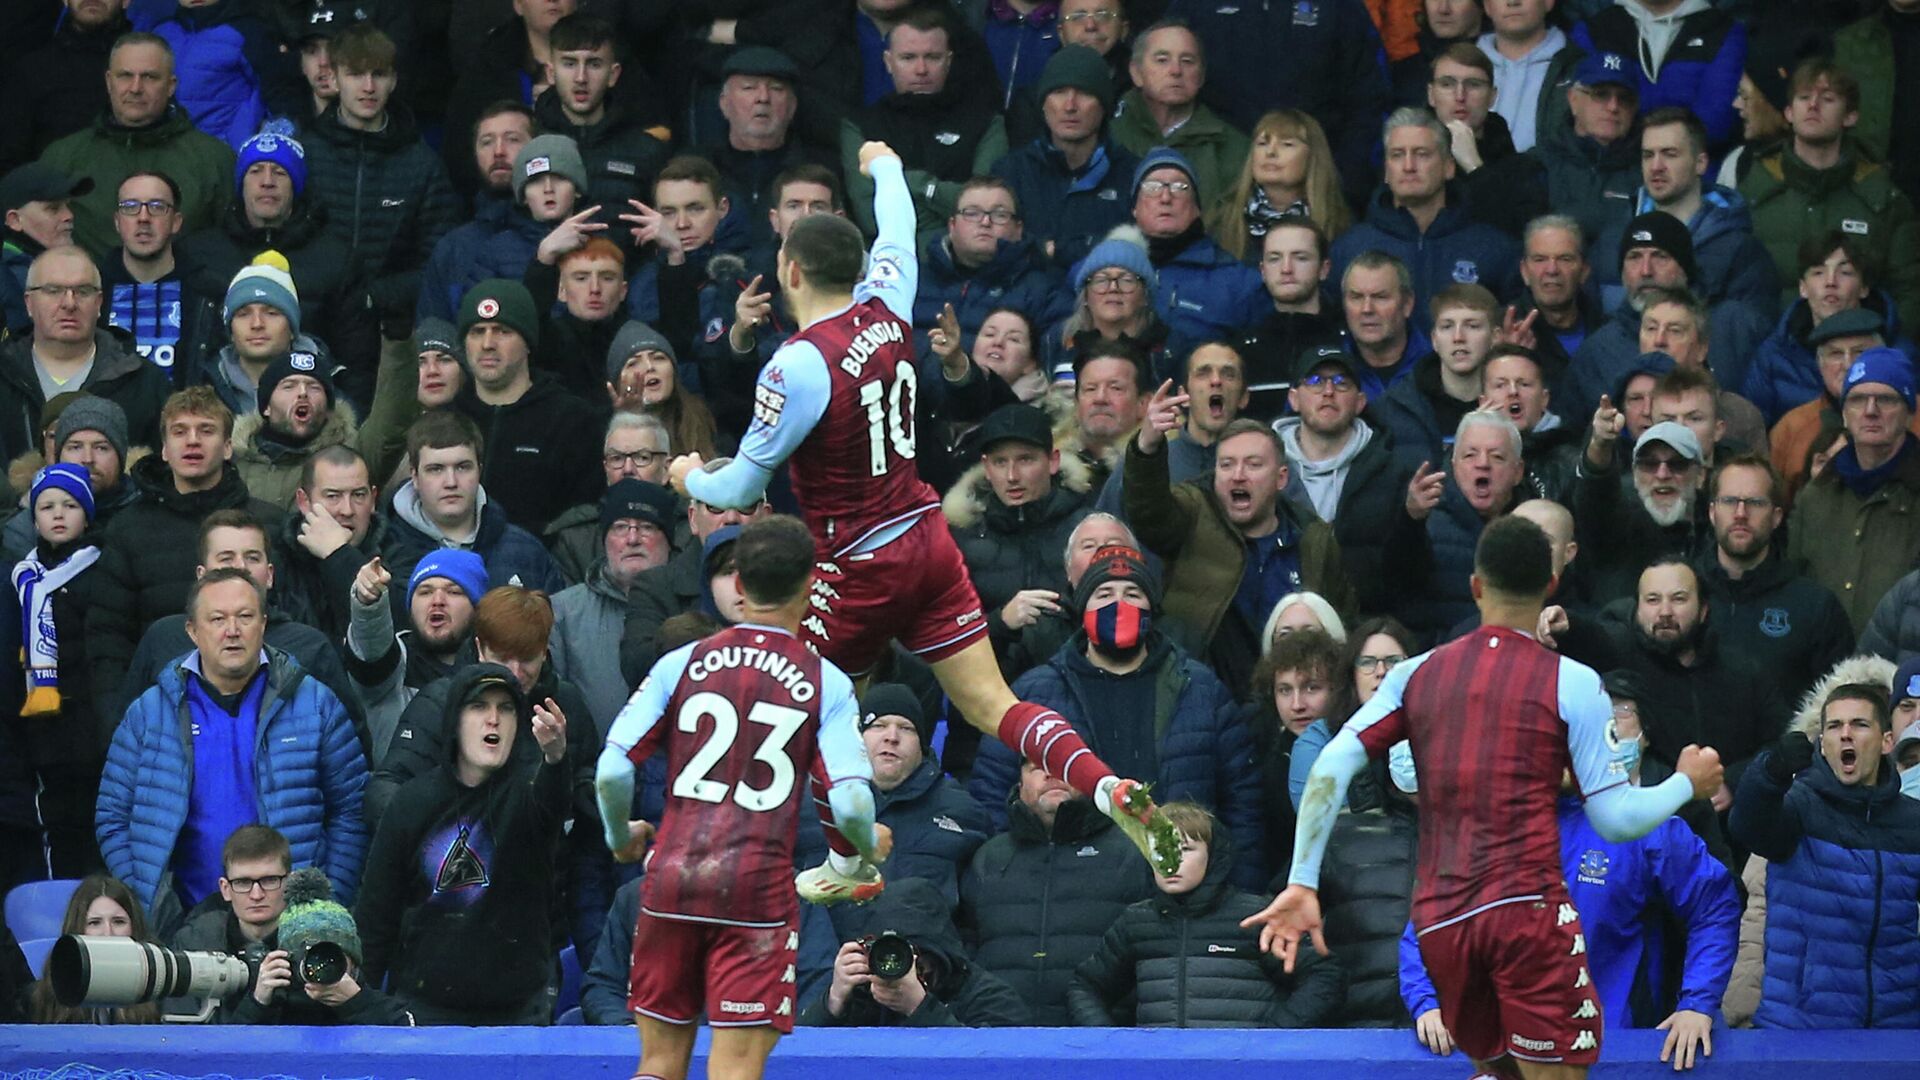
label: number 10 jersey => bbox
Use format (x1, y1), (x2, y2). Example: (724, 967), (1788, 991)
(607, 623), (871, 927)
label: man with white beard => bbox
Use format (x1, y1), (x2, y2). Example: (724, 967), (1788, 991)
(1572, 414), (1712, 605)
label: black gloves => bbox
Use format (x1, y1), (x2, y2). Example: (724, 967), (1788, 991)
(1765, 731), (1817, 785)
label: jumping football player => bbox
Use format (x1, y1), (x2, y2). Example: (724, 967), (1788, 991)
(595, 516), (892, 1080)
(667, 141), (1178, 890)
(1244, 516), (1724, 1079)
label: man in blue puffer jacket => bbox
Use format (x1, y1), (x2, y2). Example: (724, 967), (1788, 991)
(966, 544), (1264, 888)
(1570, 0), (1745, 152)
(153, 0), (304, 150)
(1731, 680), (1920, 1029)
(96, 569), (368, 937)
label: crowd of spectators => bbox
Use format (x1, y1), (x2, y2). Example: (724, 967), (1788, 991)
(1, 0), (1920, 1051)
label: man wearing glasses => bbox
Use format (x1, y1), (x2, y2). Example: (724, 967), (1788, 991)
(1129, 146), (1264, 344)
(551, 478), (677, 739)
(913, 177), (1064, 350)
(1, 163), (93, 336)
(170, 824), (293, 1020)
(1574, 417), (1712, 605)
(543, 411), (683, 584)
(0, 244), (170, 463)
(99, 171), (220, 378)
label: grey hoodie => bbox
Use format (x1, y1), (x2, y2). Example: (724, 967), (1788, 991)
(1276, 415), (1376, 523)
(1618, 0), (1713, 81)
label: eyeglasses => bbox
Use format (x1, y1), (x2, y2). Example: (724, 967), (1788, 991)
(957, 207), (1017, 225)
(604, 449), (667, 469)
(1355, 653), (1405, 674)
(1137, 179), (1192, 198)
(26, 285), (101, 302)
(1711, 495), (1772, 514)
(1577, 85), (1637, 106)
(1633, 455), (1694, 475)
(1431, 75), (1491, 95)
(607, 520), (661, 539)
(1299, 372), (1354, 391)
(227, 874), (287, 894)
(116, 199), (175, 217)
(1845, 391), (1908, 413)
(1061, 8), (1120, 23)
(1086, 272), (1143, 293)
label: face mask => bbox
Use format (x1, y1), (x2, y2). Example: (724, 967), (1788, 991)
(1901, 767), (1920, 801)
(1085, 600), (1150, 660)
(1610, 735), (1643, 781)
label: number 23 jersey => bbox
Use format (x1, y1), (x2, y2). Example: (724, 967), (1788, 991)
(607, 624), (872, 926)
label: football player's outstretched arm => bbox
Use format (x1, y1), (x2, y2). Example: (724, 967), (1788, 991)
(683, 341), (832, 510)
(815, 663), (884, 864)
(1563, 659), (1719, 842)
(596, 645), (693, 855)
(855, 145), (918, 324)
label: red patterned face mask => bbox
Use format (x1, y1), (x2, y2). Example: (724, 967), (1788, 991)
(1084, 600), (1149, 658)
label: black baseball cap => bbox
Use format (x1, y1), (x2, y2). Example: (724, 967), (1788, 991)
(977, 404), (1052, 453)
(1292, 343), (1359, 385)
(0, 163), (93, 214)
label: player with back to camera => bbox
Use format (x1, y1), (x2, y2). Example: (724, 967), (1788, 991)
(596, 515), (892, 1080)
(1243, 516), (1725, 1079)
(667, 141), (1180, 894)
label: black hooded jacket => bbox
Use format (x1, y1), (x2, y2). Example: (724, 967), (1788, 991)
(352, 663), (569, 1016)
(1067, 823), (1345, 1028)
(800, 877), (1032, 1027)
(957, 792), (1158, 1025)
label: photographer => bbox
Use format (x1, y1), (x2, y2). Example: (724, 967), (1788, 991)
(169, 826), (293, 1022)
(227, 868), (413, 1026)
(802, 877), (1029, 1028)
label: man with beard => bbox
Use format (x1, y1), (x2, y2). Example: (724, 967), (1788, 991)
(1789, 347), (1920, 635)
(1565, 212), (1771, 421)
(1239, 219), (1344, 422)
(1387, 409), (1526, 637)
(1577, 416), (1712, 605)
(344, 549), (483, 768)
(1549, 557), (1790, 821)
(230, 352), (357, 509)
(1278, 346), (1405, 616)
(1694, 454), (1853, 708)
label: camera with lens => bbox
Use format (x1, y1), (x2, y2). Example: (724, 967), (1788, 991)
(858, 931), (918, 982)
(51, 936), (253, 1022)
(293, 940), (349, 987)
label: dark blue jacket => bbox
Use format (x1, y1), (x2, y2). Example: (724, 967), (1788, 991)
(581, 876), (640, 1025)
(969, 632), (1265, 889)
(992, 138), (1137, 272)
(1371, 354), (1477, 478)
(914, 234), (1069, 352)
(1563, 293), (1771, 422)
(1571, 5), (1746, 150)
(1383, 481), (1489, 640)
(1401, 795), (1739, 1026)
(415, 198), (549, 323)
(1167, 0), (1390, 206)
(1743, 293), (1917, 425)
(95, 647), (369, 932)
(968, 1), (1061, 107)
(1595, 186), (1781, 318)
(1732, 749), (1920, 1029)
(153, 0), (297, 149)
(1329, 187), (1524, 325)
(1152, 234), (1267, 347)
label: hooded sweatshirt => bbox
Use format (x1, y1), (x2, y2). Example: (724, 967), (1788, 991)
(353, 664), (568, 1016)
(1276, 416), (1375, 523)
(1619, 0), (1713, 80)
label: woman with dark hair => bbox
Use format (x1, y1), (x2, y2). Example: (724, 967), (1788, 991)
(28, 873), (162, 1024)
(1208, 110), (1353, 262)
(934, 306), (1048, 405)
(608, 343), (723, 460)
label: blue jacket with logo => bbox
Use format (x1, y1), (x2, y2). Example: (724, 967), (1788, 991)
(1563, 292), (1771, 422)
(416, 198), (550, 323)
(913, 233), (1069, 352)
(1731, 749), (1920, 1029)
(1329, 187), (1524, 324)
(1593, 185), (1781, 319)
(1742, 293), (1917, 425)
(1151, 234), (1267, 348)
(1570, 4), (1746, 151)
(1399, 795), (1739, 1026)
(152, 0), (297, 149)
(992, 138), (1138, 272)
(94, 647), (369, 931)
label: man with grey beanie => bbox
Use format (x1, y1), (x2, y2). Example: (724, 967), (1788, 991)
(2, 394), (140, 561)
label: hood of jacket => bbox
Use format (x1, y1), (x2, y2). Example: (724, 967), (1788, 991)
(388, 478), (501, 549)
(1149, 819), (1238, 918)
(1790, 653), (1897, 735)
(124, 444), (256, 516)
(170, 0), (246, 31)
(233, 399), (359, 467)
(942, 448), (1093, 529)
(1610, 343), (1677, 401)
(438, 661), (534, 777)
(1619, 0), (1713, 79)
(89, 102), (202, 149)
(1680, 185), (1754, 250)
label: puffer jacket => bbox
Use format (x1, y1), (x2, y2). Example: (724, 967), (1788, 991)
(39, 104), (237, 258)
(547, 561), (631, 740)
(0, 328), (170, 464)
(153, 0), (298, 149)
(95, 646), (368, 932)
(957, 792), (1158, 1025)
(1731, 740), (1920, 1028)
(1382, 479), (1507, 638)
(415, 198), (550, 323)
(1067, 824), (1344, 1027)
(913, 234), (1068, 352)
(1740, 140), (1920, 334)
(1595, 185), (1782, 317)
(530, 90), (670, 256)
(228, 403), (359, 511)
(1467, 121), (1638, 255)
(1316, 799), (1418, 1027)
(85, 455), (283, 722)
(1743, 293), (1915, 425)
(945, 453), (1093, 665)
(971, 631), (1266, 889)
(991, 138), (1139, 272)
(867, 758), (992, 917)
(1329, 185), (1523, 324)
(1372, 353), (1478, 479)
(298, 102), (462, 324)
(1149, 232), (1267, 348)
(1861, 566), (1920, 664)
(1570, 1), (1746, 149)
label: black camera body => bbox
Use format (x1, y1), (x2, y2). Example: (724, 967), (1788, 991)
(860, 931), (918, 982)
(240, 938), (349, 1003)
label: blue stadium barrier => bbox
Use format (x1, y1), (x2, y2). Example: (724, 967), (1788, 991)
(2, 1026), (1917, 1078)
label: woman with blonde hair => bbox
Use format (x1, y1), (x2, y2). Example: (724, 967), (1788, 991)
(28, 874), (163, 1025)
(1209, 110), (1352, 261)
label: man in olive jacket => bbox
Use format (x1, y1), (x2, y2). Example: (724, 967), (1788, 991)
(1124, 400), (1353, 698)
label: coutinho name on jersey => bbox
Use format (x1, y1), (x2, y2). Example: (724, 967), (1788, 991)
(686, 644), (818, 702)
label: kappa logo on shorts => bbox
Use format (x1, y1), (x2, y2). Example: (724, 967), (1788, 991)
(1574, 966), (1590, 988)
(1510, 1035), (1555, 1053)
(1569, 933), (1586, 956)
(1572, 999), (1598, 1020)
(1572, 1031), (1597, 1051)
(719, 999), (766, 1015)
(1557, 902), (1579, 926)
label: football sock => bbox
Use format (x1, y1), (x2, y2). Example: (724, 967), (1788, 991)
(996, 700), (1115, 803)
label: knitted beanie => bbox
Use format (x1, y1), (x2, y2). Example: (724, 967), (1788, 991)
(235, 121), (308, 196)
(224, 251), (302, 334)
(277, 868), (363, 968)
